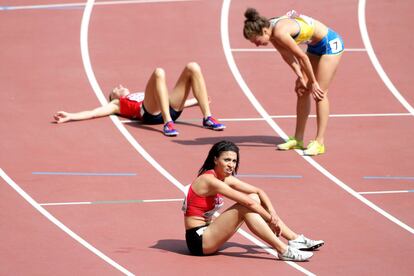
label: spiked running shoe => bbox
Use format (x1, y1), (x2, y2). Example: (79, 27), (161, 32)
(303, 140), (325, 156)
(277, 137), (304, 150)
(203, 116), (226, 131)
(278, 246), (313, 262)
(288, 235), (325, 251)
(163, 121), (178, 136)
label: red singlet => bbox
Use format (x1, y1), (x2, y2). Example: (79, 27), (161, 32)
(119, 92), (145, 120)
(182, 170), (224, 219)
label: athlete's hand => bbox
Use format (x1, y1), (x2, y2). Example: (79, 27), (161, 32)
(295, 77), (307, 96)
(53, 111), (71, 123)
(309, 82), (325, 101)
(268, 215), (282, 237)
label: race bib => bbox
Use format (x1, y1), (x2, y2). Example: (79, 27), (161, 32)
(329, 38), (343, 54)
(127, 92), (145, 103)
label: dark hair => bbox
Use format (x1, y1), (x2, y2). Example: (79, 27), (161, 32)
(243, 7), (270, 39)
(198, 140), (240, 176)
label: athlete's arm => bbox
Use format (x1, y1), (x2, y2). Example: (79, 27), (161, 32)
(200, 175), (272, 221)
(272, 24), (324, 100)
(225, 175), (279, 218)
(53, 100), (120, 123)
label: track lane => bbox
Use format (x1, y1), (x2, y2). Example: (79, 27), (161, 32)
(226, 2), (412, 274)
(362, 0), (414, 111)
(2, 0), (413, 275)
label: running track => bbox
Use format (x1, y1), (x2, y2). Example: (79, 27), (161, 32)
(1, 0), (413, 275)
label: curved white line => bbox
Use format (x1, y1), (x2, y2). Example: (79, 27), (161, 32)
(220, 0), (414, 238)
(80, 0), (318, 272)
(81, 3), (186, 194)
(358, 0), (414, 115)
(0, 169), (133, 276)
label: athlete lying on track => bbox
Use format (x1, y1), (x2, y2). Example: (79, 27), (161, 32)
(54, 62), (225, 136)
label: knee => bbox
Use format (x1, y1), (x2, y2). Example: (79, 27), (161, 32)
(153, 67), (166, 80)
(185, 62), (201, 74)
(248, 193), (261, 204)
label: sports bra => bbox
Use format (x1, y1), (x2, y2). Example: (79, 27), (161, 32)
(270, 10), (315, 44)
(182, 170), (224, 219)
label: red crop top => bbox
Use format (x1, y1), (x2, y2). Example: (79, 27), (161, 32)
(182, 170), (224, 219)
(119, 92), (145, 120)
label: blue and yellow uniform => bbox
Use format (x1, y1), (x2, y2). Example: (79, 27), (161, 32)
(270, 11), (344, 56)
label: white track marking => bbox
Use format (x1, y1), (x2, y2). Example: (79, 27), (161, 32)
(231, 48), (366, 52)
(0, 0), (192, 11)
(221, 0), (414, 236)
(220, 2), (315, 275)
(0, 169), (134, 276)
(79, 0), (316, 274)
(358, 0), (414, 115)
(119, 112), (411, 123)
(359, 190), (413, 195)
(40, 198), (183, 206)
(81, 0), (186, 194)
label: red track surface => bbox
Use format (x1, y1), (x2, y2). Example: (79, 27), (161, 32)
(1, 0), (413, 275)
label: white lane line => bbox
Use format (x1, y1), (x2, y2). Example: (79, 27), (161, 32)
(0, 0), (192, 11)
(358, 0), (414, 115)
(81, 2), (186, 195)
(221, 2), (315, 275)
(118, 112), (412, 123)
(0, 168), (133, 276)
(221, 0), (414, 236)
(359, 190), (414, 195)
(40, 198), (184, 206)
(364, 176), (414, 181)
(231, 48), (366, 52)
(79, 0), (315, 274)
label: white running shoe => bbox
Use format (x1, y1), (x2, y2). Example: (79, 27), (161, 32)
(288, 234), (324, 251)
(278, 246), (313, 262)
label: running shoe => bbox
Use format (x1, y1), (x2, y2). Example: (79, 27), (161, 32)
(303, 140), (325, 156)
(278, 246), (313, 262)
(203, 116), (226, 131)
(163, 121), (179, 136)
(277, 137), (304, 150)
(288, 234), (325, 251)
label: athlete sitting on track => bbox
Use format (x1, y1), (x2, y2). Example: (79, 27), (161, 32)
(53, 62), (225, 136)
(243, 8), (344, 155)
(182, 140), (324, 261)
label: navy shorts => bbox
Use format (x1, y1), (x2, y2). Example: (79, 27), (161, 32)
(307, 28), (344, 56)
(185, 225), (208, 256)
(141, 104), (182, 125)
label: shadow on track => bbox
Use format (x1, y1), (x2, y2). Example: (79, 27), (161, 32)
(150, 239), (274, 260)
(173, 135), (284, 148)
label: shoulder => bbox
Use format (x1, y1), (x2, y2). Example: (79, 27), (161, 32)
(107, 99), (121, 113)
(273, 19), (296, 36)
(110, 99), (121, 105)
(192, 173), (223, 196)
(197, 172), (219, 184)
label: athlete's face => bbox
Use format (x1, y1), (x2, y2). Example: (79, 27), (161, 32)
(110, 85), (130, 100)
(249, 28), (271, 46)
(214, 151), (238, 178)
